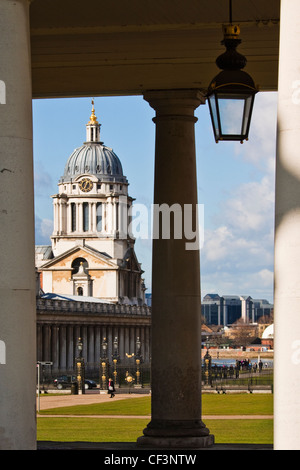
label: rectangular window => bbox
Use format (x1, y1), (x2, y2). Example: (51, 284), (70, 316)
(71, 203), (76, 232)
(83, 202), (89, 232)
(96, 202), (102, 232)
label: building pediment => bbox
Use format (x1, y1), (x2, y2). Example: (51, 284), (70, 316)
(39, 244), (117, 271)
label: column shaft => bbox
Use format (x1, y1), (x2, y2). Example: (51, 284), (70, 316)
(274, 0), (300, 450)
(0, 0), (36, 450)
(138, 90), (213, 448)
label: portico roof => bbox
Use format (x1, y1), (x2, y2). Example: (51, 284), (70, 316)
(29, 0), (280, 98)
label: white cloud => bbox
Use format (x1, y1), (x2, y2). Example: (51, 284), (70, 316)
(34, 161), (54, 197)
(201, 93), (277, 301)
(219, 175), (275, 236)
(234, 92), (277, 173)
(35, 216), (53, 245)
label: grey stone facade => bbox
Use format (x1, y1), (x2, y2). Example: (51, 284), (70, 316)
(36, 296), (151, 371)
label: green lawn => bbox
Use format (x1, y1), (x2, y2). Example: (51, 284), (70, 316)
(202, 393), (273, 415)
(37, 417), (273, 445)
(37, 394), (273, 444)
(38, 393), (273, 416)
(37, 417), (150, 443)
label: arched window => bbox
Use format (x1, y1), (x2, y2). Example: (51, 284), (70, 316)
(72, 257), (88, 274)
(77, 287), (83, 296)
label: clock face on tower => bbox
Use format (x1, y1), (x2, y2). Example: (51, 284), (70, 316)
(79, 178), (93, 192)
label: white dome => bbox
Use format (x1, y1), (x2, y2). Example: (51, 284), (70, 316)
(262, 324), (274, 339)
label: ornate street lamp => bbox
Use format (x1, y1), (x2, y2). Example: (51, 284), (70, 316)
(135, 337), (142, 388)
(75, 337), (85, 394)
(112, 336), (120, 386)
(207, 13), (258, 143)
(203, 336), (212, 386)
(100, 337), (108, 393)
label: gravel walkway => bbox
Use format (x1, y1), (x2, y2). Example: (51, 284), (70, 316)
(37, 392), (143, 410)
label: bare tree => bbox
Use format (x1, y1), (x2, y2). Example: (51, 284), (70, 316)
(230, 319), (257, 349)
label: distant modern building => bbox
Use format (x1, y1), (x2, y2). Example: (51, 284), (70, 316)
(202, 294), (273, 326)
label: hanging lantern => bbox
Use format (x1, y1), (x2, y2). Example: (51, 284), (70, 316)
(207, 24), (258, 143)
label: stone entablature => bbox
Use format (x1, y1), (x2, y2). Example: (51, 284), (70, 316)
(36, 298), (151, 317)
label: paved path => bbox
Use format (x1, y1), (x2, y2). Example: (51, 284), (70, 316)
(37, 392), (145, 410)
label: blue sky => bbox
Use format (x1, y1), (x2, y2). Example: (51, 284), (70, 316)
(33, 91), (277, 302)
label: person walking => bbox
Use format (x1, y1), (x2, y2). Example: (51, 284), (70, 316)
(108, 378), (115, 398)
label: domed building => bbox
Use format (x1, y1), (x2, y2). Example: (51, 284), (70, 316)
(37, 103), (146, 305)
(261, 324), (274, 349)
(35, 104), (151, 373)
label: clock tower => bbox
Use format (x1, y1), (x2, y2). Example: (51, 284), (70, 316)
(51, 101), (133, 260)
(39, 102), (145, 305)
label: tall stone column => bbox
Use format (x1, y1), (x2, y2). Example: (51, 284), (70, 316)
(138, 90), (214, 448)
(274, 0), (300, 450)
(0, 0), (36, 450)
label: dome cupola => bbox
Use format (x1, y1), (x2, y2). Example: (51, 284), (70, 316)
(85, 99), (101, 143)
(60, 101), (127, 184)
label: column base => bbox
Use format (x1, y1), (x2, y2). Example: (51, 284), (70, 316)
(137, 419), (214, 449)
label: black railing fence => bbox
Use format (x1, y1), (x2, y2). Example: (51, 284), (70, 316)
(37, 361), (151, 391)
(202, 363), (273, 392)
(37, 361), (273, 393)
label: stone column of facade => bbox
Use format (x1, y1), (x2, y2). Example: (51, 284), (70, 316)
(67, 203), (71, 233)
(88, 326), (95, 365)
(53, 201), (58, 233)
(274, 0), (300, 450)
(60, 326), (67, 370)
(0, 0), (36, 450)
(66, 325), (74, 369)
(119, 326), (125, 362)
(138, 90), (214, 448)
(52, 326), (59, 369)
(78, 202), (83, 232)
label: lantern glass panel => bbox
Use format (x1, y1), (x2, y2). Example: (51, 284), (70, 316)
(218, 94), (245, 137)
(242, 95), (254, 136)
(208, 94), (220, 139)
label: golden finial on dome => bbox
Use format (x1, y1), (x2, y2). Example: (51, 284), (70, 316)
(88, 99), (99, 125)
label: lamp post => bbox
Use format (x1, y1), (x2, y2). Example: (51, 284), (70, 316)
(100, 337), (108, 394)
(75, 337), (85, 395)
(112, 336), (119, 387)
(203, 336), (212, 386)
(207, 8), (258, 143)
(135, 337), (142, 388)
